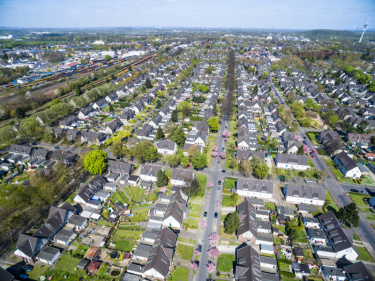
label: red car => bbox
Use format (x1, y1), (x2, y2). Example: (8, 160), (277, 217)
(312, 150), (316, 153)
(311, 154), (315, 158)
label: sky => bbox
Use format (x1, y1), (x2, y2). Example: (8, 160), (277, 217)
(0, 0), (374, 30)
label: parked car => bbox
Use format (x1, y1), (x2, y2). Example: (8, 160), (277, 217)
(22, 265), (34, 272)
(218, 186), (220, 190)
(198, 245), (202, 252)
(18, 274), (28, 280)
(306, 180), (313, 183)
(204, 212), (207, 217)
(214, 212), (218, 218)
(222, 170), (226, 173)
(218, 180), (221, 185)
(311, 155), (315, 158)
(312, 150), (316, 153)
(350, 189), (359, 193)
(55, 146), (60, 149)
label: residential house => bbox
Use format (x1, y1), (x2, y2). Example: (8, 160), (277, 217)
(275, 154), (309, 171)
(234, 244), (262, 281)
(237, 201), (257, 243)
(157, 140), (177, 155)
(333, 152), (362, 179)
(236, 178), (274, 199)
(140, 165), (163, 183)
(283, 184), (325, 206)
(104, 118), (123, 135)
(170, 169), (194, 187)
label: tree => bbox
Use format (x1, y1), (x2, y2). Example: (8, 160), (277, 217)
(288, 228), (298, 246)
(170, 126), (185, 147)
(252, 85), (258, 94)
(178, 101), (192, 117)
(166, 152), (182, 168)
(228, 157), (238, 172)
(108, 102), (114, 112)
(187, 145), (199, 159)
(15, 107), (26, 119)
(187, 178), (200, 197)
(253, 160), (269, 179)
(111, 141), (125, 158)
(206, 262), (216, 274)
(319, 170), (328, 181)
(191, 261), (199, 271)
(104, 55), (111, 61)
(171, 109), (178, 122)
(239, 160), (253, 177)
(84, 150), (107, 175)
(155, 126), (165, 140)
(207, 247), (219, 258)
(192, 153), (207, 169)
(207, 117), (219, 132)
(132, 141), (161, 163)
(155, 99), (162, 109)
(208, 232), (219, 245)
(337, 203), (359, 227)
(329, 114), (339, 126)
(145, 77), (152, 89)
(181, 157), (189, 167)
(224, 212), (240, 234)
(156, 169), (168, 187)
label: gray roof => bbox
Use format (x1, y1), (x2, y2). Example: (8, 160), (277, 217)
(262, 272), (279, 281)
(323, 266), (346, 278)
(235, 245), (262, 281)
(134, 243), (152, 258)
(107, 160), (132, 174)
(55, 229), (74, 242)
(260, 255), (277, 265)
(0, 267), (14, 281)
(141, 164), (162, 177)
(297, 204), (318, 213)
(318, 211), (355, 252)
(237, 201), (257, 237)
(245, 197), (264, 206)
(344, 262), (375, 281)
(308, 228), (328, 239)
(284, 184), (325, 201)
(257, 220), (271, 231)
(127, 263), (145, 274)
(257, 234), (273, 243)
(37, 246), (60, 261)
(276, 153), (308, 166)
(157, 140), (176, 151)
(334, 152), (357, 172)
(236, 178), (274, 194)
(277, 205), (294, 216)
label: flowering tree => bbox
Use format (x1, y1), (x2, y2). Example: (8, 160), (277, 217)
(207, 247), (219, 259)
(216, 199), (221, 206)
(224, 137), (229, 142)
(211, 151), (218, 157)
(295, 135), (302, 141)
(208, 232), (219, 245)
(206, 262), (216, 274)
(303, 144), (311, 155)
(222, 131), (230, 138)
(199, 220), (207, 227)
(220, 152), (226, 159)
(195, 249), (201, 255)
(206, 182), (213, 188)
(213, 146), (218, 152)
(191, 261), (199, 271)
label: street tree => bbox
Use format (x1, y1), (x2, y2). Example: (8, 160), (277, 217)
(84, 150), (107, 175)
(337, 203), (359, 227)
(192, 153), (207, 169)
(181, 157), (189, 167)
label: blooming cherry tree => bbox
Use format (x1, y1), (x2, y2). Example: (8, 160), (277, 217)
(206, 262), (216, 274)
(220, 152), (226, 159)
(191, 261), (199, 271)
(222, 131), (230, 138)
(213, 146), (219, 152)
(195, 249), (201, 255)
(211, 151), (218, 157)
(199, 220), (207, 227)
(206, 182), (213, 188)
(208, 232), (219, 245)
(207, 247), (219, 259)
(295, 135), (302, 141)
(304, 144), (311, 155)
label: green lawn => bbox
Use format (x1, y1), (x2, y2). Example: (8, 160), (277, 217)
(323, 203), (339, 214)
(265, 202), (276, 210)
(349, 192), (371, 207)
(217, 254), (235, 272)
(188, 203), (202, 216)
(114, 229), (142, 239)
(27, 264), (48, 280)
(168, 266), (189, 281)
(306, 132), (319, 145)
(222, 194), (237, 207)
(112, 239), (136, 251)
(272, 224), (286, 234)
(195, 174), (207, 198)
(47, 255), (86, 277)
(365, 214), (375, 221)
(224, 177), (237, 190)
(325, 190), (334, 203)
(176, 244), (194, 260)
(178, 237), (196, 245)
(125, 186), (145, 203)
(103, 116), (113, 122)
(184, 218), (199, 228)
(324, 158), (355, 183)
(356, 246), (375, 263)
(362, 176), (375, 186)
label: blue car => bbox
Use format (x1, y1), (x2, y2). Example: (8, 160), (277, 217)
(18, 274), (28, 280)
(55, 146), (60, 149)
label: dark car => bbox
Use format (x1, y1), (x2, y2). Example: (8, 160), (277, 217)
(350, 189), (359, 193)
(204, 212), (207, 217)
(218, 186), (220, 190)
(222, 147), (225, 151)
(22, 265), (34, 272)
(222, 170), (226, 173)
(18, 274), (28, 280)
(55, 146), (60, 149)
(214, 212), (218, 218)
(198, 245), (202, 252)
(218, 180), (221, 185)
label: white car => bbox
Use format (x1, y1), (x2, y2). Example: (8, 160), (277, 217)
(306, 180), (313, 183)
